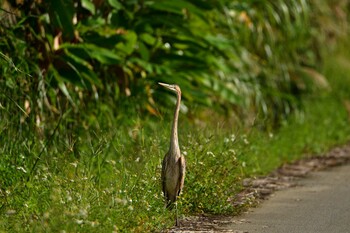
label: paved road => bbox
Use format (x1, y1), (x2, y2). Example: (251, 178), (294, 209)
(229, 164), (350, 233)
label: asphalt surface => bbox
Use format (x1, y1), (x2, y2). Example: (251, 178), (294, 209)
(229, 163), (350, 233)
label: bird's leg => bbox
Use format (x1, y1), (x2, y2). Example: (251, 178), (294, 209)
(175, 202), (179, 227)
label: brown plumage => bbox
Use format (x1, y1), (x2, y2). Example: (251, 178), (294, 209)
(159, 82), (186, 227)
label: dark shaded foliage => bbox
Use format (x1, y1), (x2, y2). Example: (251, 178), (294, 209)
(0, 0), (348, 130)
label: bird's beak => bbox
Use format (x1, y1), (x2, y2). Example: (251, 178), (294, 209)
(158, 82), (172, 89)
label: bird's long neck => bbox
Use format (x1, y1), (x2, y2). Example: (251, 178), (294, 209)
(170, 91), (181, 155)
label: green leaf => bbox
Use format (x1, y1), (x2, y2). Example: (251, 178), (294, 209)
(58, 82), (75, 105)
(149, 0), (206, 21)
(138, 42), (150, 61)
(64, 49), (93, 70)
(64, 50), (101, 87)
(48, 65), (75, 106)
(129, 58), (153, 73)
(47, 0), (75, 39)
(108, 0), (123, 10)
(82, 0), (95, 14)
(88, 46), (121, 65)
(140, 33), (156, 45)
(61, 43), (121, 65)
(116, 31), (137, 55)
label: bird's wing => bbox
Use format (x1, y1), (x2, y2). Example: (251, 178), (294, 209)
(161, 154), (168, 198)
(177, 155), (186, 196)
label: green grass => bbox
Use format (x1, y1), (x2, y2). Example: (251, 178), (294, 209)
(2, 46), (350, 232)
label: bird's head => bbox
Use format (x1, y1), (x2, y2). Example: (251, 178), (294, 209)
(158, 82), (181, 95)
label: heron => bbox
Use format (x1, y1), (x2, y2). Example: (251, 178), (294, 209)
(159, 82), (186, 227)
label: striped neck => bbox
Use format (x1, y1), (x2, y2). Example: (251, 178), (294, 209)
(169, 91), (181, 155)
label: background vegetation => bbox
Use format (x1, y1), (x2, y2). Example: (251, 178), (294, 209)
(1, 0), (350, 232)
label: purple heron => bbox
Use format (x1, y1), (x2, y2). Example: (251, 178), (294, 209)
(159, 82), (186, 226)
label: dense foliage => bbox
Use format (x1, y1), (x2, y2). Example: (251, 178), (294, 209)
(1, 0), (348, 129)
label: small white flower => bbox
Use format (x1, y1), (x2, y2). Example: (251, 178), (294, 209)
(164, 42), (171, 49)
(115, 198), (127, 205)
(228, 9), (237, 17)
(206, 151), (215, 157)
(42, 174), (48, 181)
(229, 149), (236, 155)
(5, 209), (16, 215)
(17, 166), (27, 173)
(79, 208), (88, 218)
(107, 160), (116, 165)
(70, 162), (78, 168)
(76, 219), (84, 225)
(90, 221), (99, 227)
(66, 192), (72, 202)
(43, 212), (50, 219)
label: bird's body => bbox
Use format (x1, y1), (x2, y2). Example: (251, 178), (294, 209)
(162, 151), (185, 206)
(159, 82), (186, 226)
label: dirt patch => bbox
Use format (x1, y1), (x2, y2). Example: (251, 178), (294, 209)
(164, 143), (350, 233)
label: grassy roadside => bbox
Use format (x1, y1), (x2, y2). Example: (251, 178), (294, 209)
(1, 46), (350, 232)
